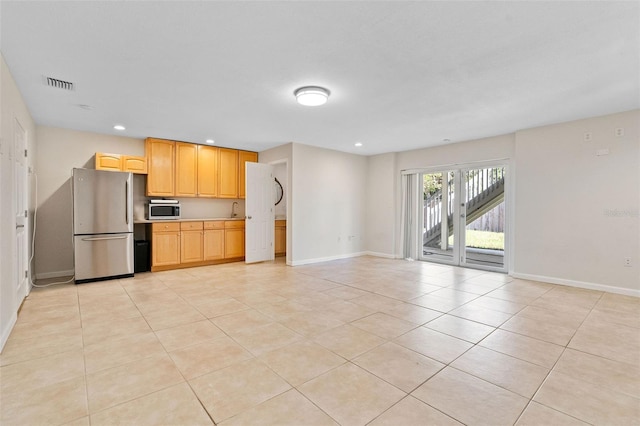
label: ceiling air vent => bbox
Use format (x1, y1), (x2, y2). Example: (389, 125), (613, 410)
(45, 76), (74, 91)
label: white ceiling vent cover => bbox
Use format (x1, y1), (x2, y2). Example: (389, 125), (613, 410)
(44, 76), (74, 91)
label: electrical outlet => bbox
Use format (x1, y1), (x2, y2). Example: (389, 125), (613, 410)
(615, 128), (625, 137)
(583, 132), (592, 142)
(624, 258), (632, 267)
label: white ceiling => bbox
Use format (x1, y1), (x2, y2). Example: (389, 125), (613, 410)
(1, 1), (638, 155)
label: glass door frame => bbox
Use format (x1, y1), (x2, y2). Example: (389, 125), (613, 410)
(417, 161), (509, 273)
(419, 168), (461, 267)
(458, 162), (509, 273)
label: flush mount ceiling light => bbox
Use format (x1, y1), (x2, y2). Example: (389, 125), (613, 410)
(113, 124), (125, 131)
(294, 86), (330, 106)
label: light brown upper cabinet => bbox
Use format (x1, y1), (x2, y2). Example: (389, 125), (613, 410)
(96, 153), (147, 174)
(197, 145), (219, 197)
(146, 138), (175, 196)
(122, 156), (148, 174)
(175, 142), (198, 197)
(218, 148), (239, 199)
(238, 150), (258, 199)
(145, 138), (256, 199)
(95, 153), (122, 171)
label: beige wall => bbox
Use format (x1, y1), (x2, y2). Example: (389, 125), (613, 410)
(366, 111), (638, 295)
(1, 54), (37, 350)
(290, 143), (368, 265)
(514, 110), (639, 293)
(365, 153), (397, 257)
(391, 134), (516, 257)
(34, 127), (145, 277)
(34, 127), (247, 277)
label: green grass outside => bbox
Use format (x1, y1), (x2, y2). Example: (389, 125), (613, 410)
(448, 230), (504, 250)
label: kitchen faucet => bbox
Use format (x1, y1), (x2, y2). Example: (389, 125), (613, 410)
(231, 202), (238, 218)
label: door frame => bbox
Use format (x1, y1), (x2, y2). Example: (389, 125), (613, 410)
(14, 117), (29, 302)
(415, 159), (511, 273)
(268, 158), (290, 265)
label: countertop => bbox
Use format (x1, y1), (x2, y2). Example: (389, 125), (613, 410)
(134, 217), (246, 224)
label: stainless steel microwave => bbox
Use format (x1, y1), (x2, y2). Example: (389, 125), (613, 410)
(147, 200), (181, 220)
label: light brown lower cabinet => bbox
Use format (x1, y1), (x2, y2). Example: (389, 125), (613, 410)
(224, 221), (245, 259)
(151, 223), (181, 267)
(275, 220), (286, 256)
(204, 221), (225, 260)
(151, 220), (244, 271)
(180, 222), (204, 263)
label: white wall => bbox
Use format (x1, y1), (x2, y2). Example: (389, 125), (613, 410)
(514, 110), (639, 294)
(365, 153), (397, 257)
(1, 54), (37, 351)
(290, 143), (368, 265)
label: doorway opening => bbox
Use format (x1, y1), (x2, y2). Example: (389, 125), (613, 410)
(420, 165), (507, 272)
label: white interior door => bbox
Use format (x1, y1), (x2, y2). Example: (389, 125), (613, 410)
(14, 118), (28, 301)
(245, 162), (274, 263)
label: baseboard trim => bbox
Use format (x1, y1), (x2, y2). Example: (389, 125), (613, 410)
(511, 272), (640, 297)
(363, 251), (397, 259)
(290, 252), (368, 266)
(35, 269), (74, 280)
(0, 311), (18, 353)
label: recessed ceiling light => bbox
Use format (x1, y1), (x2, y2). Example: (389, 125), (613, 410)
(206, 139), (215, 144)
(113, 124), (125, 131)
(77, 104), (93, 110)
(294, 86), (330, 106)
(355, 142), (363, 147)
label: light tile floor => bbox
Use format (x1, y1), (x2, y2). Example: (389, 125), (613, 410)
(1, 256), (639, 425)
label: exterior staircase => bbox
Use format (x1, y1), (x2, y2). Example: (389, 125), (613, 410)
(423, 168), (505, 248)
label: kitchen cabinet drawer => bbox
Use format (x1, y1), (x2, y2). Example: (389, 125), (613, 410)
(204, 221), (225, 230)
(180, 221), (203, 231)
(152, 222), (181, 232)
(224, 220), (245, 229)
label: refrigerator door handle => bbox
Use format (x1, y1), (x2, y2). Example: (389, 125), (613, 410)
(125, 180), (129, 225)
(82, 236), (129, 242)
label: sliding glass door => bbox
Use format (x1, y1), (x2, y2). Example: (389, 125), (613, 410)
(421, 170), (458, 263)
(419, 165), (507, 272)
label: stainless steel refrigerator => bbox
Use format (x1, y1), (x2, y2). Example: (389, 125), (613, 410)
(73, 168), (134, 283)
